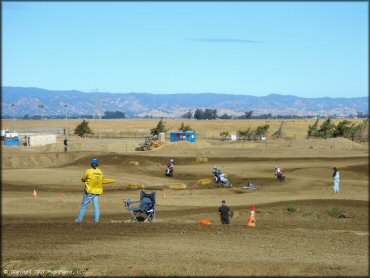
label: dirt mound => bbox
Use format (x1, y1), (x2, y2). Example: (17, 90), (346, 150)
(1, 152), (92, 169)
(153, 141), (213, 156)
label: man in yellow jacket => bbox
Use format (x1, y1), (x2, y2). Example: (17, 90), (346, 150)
(76, 158), (104, 223)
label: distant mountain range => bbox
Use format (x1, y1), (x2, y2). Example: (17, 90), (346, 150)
(1, 86), (368, 118)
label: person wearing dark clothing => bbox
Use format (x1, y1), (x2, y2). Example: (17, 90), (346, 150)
(218, 200), (231, 224)
(64, 138), (68, 152)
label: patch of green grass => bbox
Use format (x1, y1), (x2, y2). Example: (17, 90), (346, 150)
(328, 207), (341, 218)
(287, 204), (297, 213)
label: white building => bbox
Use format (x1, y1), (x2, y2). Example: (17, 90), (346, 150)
(18, 133), (57, 146)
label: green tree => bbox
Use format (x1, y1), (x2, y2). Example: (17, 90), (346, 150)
(178, 122), (193, 132)
(317, 118), (336, 139)
(74, 119), (94, 137)
(307, 118), (319, 138)
(102, 110), (125, 119)
(182, 110), (192, 119)
(272, 122), (284, 139)
(244, 110), (254, 119)
(220, 131), (230, 140)
(194, 109), (204, 120)
(346, 121), (367, 141)
(203, 109), (218, 120)
(150, 118), (168, 137)
(255, 124), (270, 137)
(237, 127), (252, 140)
(334, 120), (352, 137)
(220, 113), (232, 119)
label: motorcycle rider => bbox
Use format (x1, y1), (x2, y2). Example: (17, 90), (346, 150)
(213, 166), (231, 187)
(168, 159), (175, 168)
(275, 165), (285, 180)
(213, 166), (222, 183)
(166, 159), (175, 176)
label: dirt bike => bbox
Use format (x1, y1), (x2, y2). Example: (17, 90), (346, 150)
(276, 171), (286, 182)
(214, 173), (232, 187)
(165, 165), (174, 177)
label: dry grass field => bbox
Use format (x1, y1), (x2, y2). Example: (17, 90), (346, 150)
(1, 119), (369, 277)
(2, 118), (367, 139)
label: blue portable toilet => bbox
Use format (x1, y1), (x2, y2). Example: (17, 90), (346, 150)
(4, 137), (20, 146)
(170, 131), (196, 143)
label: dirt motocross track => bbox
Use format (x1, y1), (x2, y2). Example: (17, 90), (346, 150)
(2, 134), (369, 277)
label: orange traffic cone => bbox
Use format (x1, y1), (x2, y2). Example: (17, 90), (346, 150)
(33, 189), (38, 199)
(163, 189), (167, 199)
(247, 205), (256, 227)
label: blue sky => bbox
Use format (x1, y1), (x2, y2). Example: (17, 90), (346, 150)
(2, 1), (368, 97)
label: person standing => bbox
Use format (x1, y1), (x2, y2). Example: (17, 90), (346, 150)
(333, 167), (340, 193)
(64, 137), (68, 152)
(218, 200), (231, 224)
(76, 158), (104, 223)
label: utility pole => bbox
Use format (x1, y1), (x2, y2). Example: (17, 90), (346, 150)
(64, 104), (68, 137)
(11, 103), (16, 133)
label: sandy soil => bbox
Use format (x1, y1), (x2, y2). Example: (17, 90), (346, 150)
(1, 120), (369, 277)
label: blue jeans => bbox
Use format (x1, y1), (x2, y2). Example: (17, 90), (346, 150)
(76, 193), (100, 223)
(334, 179), (340, 193)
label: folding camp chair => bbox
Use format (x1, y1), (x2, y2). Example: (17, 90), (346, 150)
(124, 191), (156, 223)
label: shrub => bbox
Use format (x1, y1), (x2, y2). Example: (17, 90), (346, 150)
(287, 204), (297, 213)
(178, 122), (193, 132)
(255, 124), (270, 137)
(220, 131), (230, 140)
(328, 207), (341, 218)
(74, 119), (94, 137)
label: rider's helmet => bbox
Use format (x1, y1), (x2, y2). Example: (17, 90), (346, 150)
(91, 158), (99, 167)
(275, 165), (278, 169)
(170, 159), (174, 163)
(213, 166), (217, 169)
